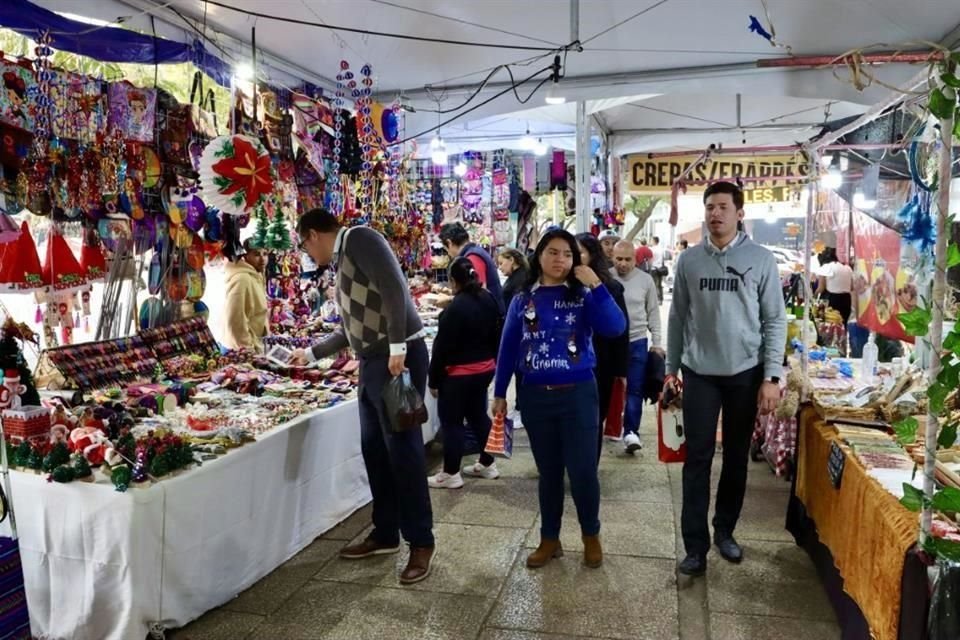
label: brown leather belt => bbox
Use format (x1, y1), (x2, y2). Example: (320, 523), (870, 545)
(537, 383), (576, 391)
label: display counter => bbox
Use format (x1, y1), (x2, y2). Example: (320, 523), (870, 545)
(787, 406), (928, 640)
(14, 399), (370, 640)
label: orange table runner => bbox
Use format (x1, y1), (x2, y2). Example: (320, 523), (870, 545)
(794, 407), (918, 640)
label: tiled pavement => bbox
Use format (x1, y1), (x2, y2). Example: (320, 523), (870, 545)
(169, 411), (839, 640)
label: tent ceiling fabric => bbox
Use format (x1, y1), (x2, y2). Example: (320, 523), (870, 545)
(30, 0), (960, 151)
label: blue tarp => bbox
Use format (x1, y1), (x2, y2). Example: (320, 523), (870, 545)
(0, 0), (233, 87)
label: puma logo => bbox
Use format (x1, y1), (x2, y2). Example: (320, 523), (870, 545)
(726, 266), (752, 286)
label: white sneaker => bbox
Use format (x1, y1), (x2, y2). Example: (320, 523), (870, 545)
(508, 410), (524, 429)
(428, 471), (464, 489)
(624, 432), (643, 455)
(462, 461), (500, 479)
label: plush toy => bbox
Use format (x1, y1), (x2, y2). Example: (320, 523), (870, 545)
(68, 424), (108, 466)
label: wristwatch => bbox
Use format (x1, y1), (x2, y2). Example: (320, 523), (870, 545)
(766, 376), (780, 384)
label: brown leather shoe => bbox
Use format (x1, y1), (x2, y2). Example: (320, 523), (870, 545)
(339, 536), (400, 560)
(583, 534), (603, 568)
(526, 539), (563, 568)
(399, 546), (436, 585)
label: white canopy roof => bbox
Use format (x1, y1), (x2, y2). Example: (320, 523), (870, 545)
(31, 0), (960, 153)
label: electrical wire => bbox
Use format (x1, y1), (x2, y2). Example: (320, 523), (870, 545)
(48, 0), (180, 36)
(581, 0), (673, 45)
(395, 66), (554, 145)
(626, 102), (731, 128)
(367, 0), (562, 47)
(191, 0), (562, 51)
(420, 58), (560, 114)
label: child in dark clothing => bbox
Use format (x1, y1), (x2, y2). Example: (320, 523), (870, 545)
(428, 258), (502, 489)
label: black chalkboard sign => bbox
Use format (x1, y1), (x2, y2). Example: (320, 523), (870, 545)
(828, 442), (845, 489)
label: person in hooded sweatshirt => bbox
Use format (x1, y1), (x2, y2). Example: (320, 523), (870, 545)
(666, 181), (786, 578)
(223, 239), (268, 352)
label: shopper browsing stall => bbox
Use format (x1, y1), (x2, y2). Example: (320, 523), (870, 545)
(575, 233), (629, 461)
(493, 229), (626, 570)
(666, 182), (786, 577)
(291, 209), (435, 586)
(439, 222), (504, 313)
(816, 247), (854, 324)
(427, 257), (502, 489)
(611, 240), (663, 454)
(222, 239), (269, 352)
(498, 248), (530, 310)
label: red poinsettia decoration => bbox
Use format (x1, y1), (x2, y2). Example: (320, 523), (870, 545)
(210, 136), (273, 211)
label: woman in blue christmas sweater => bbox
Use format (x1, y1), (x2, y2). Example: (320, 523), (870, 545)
(492, 229), (626, 569)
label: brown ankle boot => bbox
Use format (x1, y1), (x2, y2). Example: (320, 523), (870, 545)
(583, 534), (603, 568)
(526, 539), (563, 568)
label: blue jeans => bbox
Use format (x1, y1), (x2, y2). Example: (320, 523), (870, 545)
(622, 339), (649, 436)
(520, 380), (601, 539)
(358, 340), (434, 548)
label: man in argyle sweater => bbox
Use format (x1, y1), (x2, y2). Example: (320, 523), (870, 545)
(292, 208), (435, 585)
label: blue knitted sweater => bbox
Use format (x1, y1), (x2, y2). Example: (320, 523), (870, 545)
(494, 283), (626, 397)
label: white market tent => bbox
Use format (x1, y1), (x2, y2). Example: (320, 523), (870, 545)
(30, 0), (960, 156)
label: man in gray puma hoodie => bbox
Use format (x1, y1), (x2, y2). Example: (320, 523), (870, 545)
(666, 181), (786, 577)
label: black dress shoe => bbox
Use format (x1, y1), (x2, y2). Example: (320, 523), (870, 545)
(678, 553), (707, 576)
(715, 536), (743, 563)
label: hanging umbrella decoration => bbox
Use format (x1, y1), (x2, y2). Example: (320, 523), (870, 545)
(199, 134), (275, 217)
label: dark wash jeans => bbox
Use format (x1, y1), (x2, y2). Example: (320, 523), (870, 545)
(680, 364), (763, 555)
(520, 379), (601, 539)
(358, 339), (434, 548)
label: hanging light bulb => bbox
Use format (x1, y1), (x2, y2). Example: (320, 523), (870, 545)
(820, 168), (842, 189)
(839, 154), (849, 172)
(853, 191), (876, 210)
(820, 154), (835, 169)
(520, 124), (536, 150)
(234, 63), (254, 82)
(454, 161), (467, 177)
(533, 138), (547, 156)
(544, 55), (565, 104)
(545, 79), (566, 105)
(431, 137), (448, 165)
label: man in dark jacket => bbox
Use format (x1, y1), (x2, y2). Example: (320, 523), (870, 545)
(439, 223), (505, 314)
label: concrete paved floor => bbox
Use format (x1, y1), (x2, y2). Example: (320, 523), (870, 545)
(169, 411), (840, 640)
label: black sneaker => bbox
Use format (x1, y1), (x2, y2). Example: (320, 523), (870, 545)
(678, 553), (707, 576)
(715, 536), (743, 563)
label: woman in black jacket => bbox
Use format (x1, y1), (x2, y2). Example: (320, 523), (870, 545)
(428, 257), (503, 489)
(576, 233), (630, 461)
(497, 248), (530, 310)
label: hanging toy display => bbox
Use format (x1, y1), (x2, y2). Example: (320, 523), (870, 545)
(198, 134), (275, 217)
(40, 230), (90, 346)
(330, 61), (349, 218)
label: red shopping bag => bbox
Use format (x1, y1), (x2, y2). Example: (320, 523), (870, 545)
(658, 376), (687, 463)
(485, 413), (514, 459)
(604, 377), (626, 439)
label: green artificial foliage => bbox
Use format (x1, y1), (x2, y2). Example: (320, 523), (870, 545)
(72, 454), (92, 479)
(50, 465), (76, 483)
(252, 206), (270, 249)
(42, 442), (70, 472)
(149, 454), (169, 478)
(27, 448), (43, 470)
(13, 441), (31, 467)
(111, 465), (132, 492)
(265, 211), (291, 251)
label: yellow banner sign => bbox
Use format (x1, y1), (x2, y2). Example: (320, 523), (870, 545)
(625, 154), (810, 199)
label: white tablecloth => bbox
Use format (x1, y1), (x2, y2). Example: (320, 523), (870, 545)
(13, 399), (372, 640)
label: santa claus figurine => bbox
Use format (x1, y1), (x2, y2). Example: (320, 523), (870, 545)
(69, 409), (108, 466)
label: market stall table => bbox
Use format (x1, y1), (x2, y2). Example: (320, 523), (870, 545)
(786, 406), (929, 640)
(13, 399), (371, 640)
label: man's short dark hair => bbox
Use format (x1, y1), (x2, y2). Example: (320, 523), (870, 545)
(438, 222), (470, 247)
(296, 208), (341, 236)
(653, 236), (660, 244)
(703, 181), (744, 210)
(680, 239), (689, 249)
